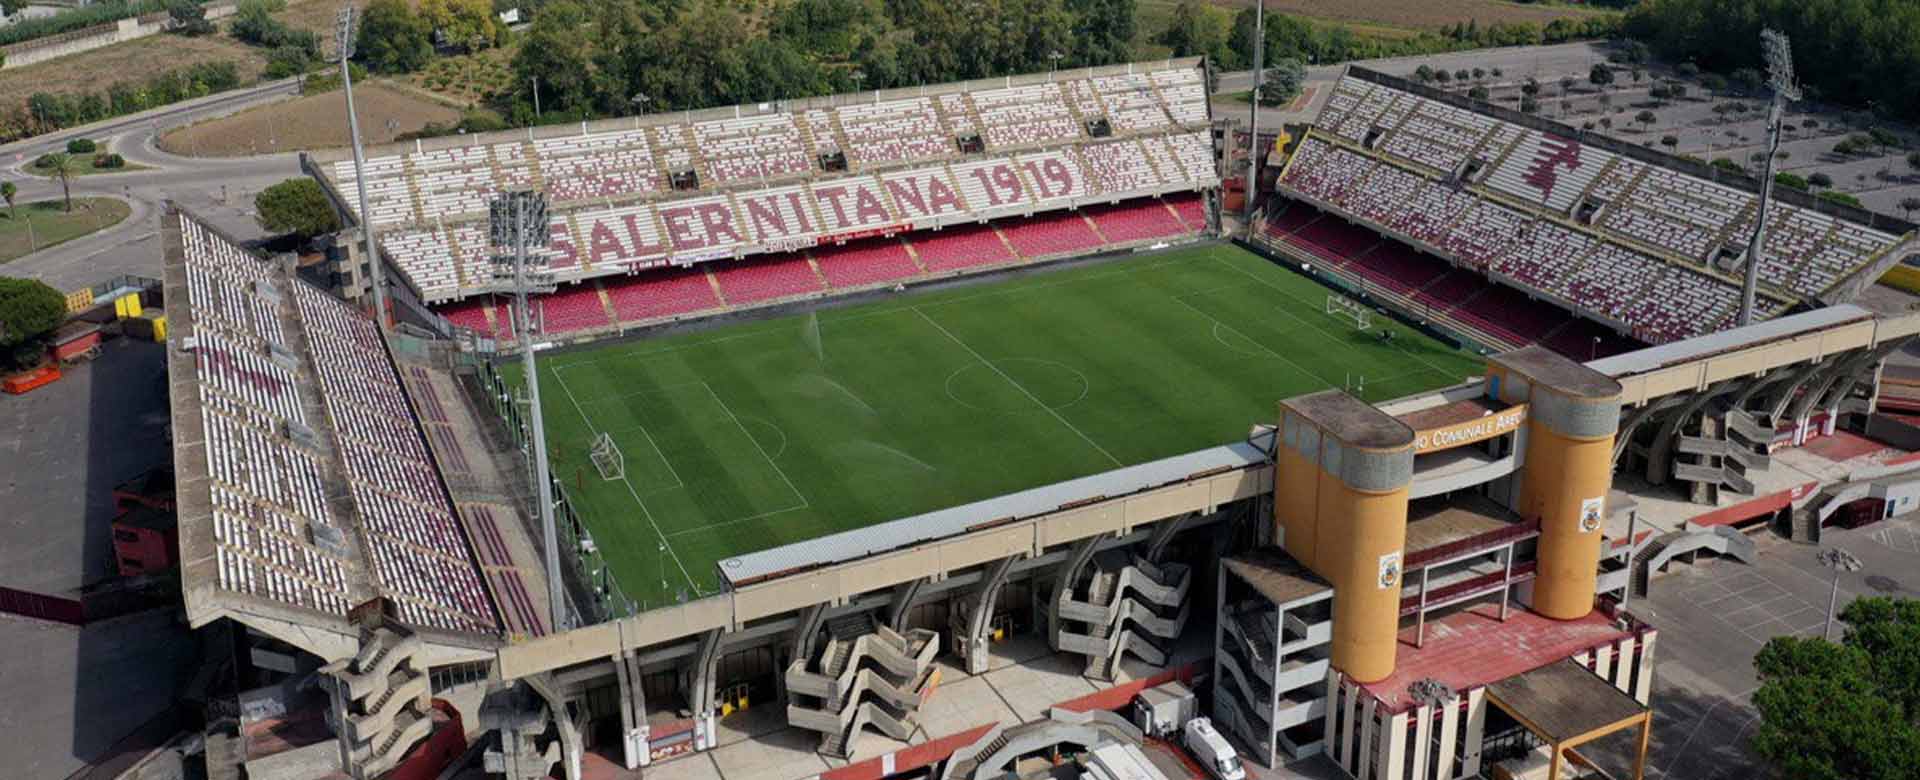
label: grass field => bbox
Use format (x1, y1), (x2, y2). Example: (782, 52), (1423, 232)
(0, 198), (131, 263)
(521, 244), (1483, 607)
(158, 83), (462, 157)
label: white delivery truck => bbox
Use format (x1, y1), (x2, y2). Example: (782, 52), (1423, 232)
(1132, 681), (1198, 738)
(1182, 718), (1246, 780)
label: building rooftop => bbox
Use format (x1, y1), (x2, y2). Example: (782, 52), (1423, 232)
(1222, 547), (1332, 607)
(1403, 494), (1523, 562)
(1491, 346), (1620, 399)
(1487, 658), (1647, 744)
(1282, 390), (1415, 450)
(1394, 395), (1506, 433)
(1358, 603), (1636, 713)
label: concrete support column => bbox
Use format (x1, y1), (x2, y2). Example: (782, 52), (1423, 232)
(966, 555), (1019, 675)
(689, 628), (724, 750)
(612, 650), (648, 769)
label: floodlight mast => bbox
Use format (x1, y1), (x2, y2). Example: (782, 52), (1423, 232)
(1244, 0), (1264, 227)
(1739, 29), (1801, 325)
(489, 191), (569, 632)
(336, 6), (390, 332)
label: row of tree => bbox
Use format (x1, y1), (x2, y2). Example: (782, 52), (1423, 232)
(490, 0), (1138, 123)
(3, 61), (242, 142)
(1157, 3), (1621, 80)
(1623, 0), (1920, 122)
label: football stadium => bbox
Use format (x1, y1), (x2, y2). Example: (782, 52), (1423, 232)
(152, 54), (1920, 780)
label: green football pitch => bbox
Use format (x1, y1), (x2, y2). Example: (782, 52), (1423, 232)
(518, 243), (1484, 607)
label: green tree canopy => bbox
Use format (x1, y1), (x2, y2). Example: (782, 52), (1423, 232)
(421, 0), (499, 52)
(356, 0), (433, 74)
(1259, 58), (1306, 107)
(0, 276), (66, 369)
(1752, 597), (1920, 780)
(254, 178), (340, 238)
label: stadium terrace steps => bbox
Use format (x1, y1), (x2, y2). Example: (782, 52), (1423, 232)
(909, 223), (1017, 272)
(813, 239), (922, 288)
(785, 616), (939, 758)
(1001, 210), (1108, 258)
(173, 212), (502, 637)
(1086, 199), (1190, 244)
(1282, 72), (1912, 344)
(445, 202), (1207, 343)
(329, 61), (1219, 303)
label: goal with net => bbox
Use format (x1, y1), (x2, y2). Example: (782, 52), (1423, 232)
(590, 432), (625, 481)
(1325, 294), (1373, 330)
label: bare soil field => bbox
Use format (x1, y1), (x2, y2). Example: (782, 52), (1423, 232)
(1206, 0), (1603, 31)
(158, 82), (460, 157)
(0, 33), (266, 110)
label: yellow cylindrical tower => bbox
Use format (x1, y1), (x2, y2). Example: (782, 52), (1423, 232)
(1276, 392), (1414, 684)
(1490, 347), (1624, 621)
(1274, 408), (1323, 566)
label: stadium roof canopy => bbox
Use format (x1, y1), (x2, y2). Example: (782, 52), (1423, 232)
(307, 58), (1222, 303)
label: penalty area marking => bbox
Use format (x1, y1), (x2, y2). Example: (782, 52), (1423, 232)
(551, 367), (701, 594)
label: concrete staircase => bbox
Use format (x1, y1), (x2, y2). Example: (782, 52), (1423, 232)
(320, 623), (434, 778)
(785, 613), (939, 758)
(1054, 552), (1191, 681)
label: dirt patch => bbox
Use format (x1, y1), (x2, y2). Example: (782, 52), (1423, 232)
(1197, 0), (1602, 32)
(0, 32), (266, 111)
(158, 82), (462, 157)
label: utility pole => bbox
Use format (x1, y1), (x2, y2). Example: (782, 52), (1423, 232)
(336, 6), (389, 331)
(488, 191), (568, 632)
(1244, 0), (1264, 227)
(1739, 28), (1800, 326)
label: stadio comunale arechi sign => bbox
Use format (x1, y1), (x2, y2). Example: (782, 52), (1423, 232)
(1412, 404), (1528, 454)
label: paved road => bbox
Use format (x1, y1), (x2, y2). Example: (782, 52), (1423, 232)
(0, 78), (305, 290)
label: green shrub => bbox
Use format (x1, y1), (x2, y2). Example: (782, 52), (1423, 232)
(1817, 190), (1864, 208)
(1773, 172), (1808, 191)
(65, 138), (96, 154)
(94, 153), (126, 169)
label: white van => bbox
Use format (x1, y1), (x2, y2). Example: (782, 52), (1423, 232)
(1182, 718), (1246, 780)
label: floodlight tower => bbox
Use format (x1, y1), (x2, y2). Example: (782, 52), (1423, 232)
(1244, 0), (1265, 226)
(336, 6), (390, 331)
(1738, 28), (1801, 325)
(488, 191), (570, 632)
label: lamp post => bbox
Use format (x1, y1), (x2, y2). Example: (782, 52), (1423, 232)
(336, 5), (389, 331)
(1818, 547), (1863, 640)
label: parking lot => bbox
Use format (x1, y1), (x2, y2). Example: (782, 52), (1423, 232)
(1583, 511), (1920, 779)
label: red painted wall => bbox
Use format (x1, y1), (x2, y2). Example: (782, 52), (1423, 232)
(389, 699), (467, 780)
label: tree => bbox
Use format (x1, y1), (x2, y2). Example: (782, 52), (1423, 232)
(1660, 134), (1679, 151)
(1908, 151), (1920, 174)
(1675, 62), (1699, 79)
(1471, 67), (1485, 80)
(1635, 109), (1657, 131)
(1434, 69), (1452, 84)
(254, 178), (340, 238)
(1520, 78), (1539, 98)
(1900, 197), (1920, 219)
(1467, 86), (1490, 102)
(1751, 597), (1920, 780)
(1490, 67), (1503, 78)
(1414, 65), (1435, 83)
(1259, 59), (1306, 107)
(1559, 75), (1576, 96)
(1598, 117), (1613, 131)
(1589, 63), (1614, 89)
(1452, 68), (1468, 82)
(356, 0), (433, 74)
(166, 0), (214, 35)
(0, 276), (66, 370)
(39, 153), (80, 212)
(0, 181), (14, 221)
(1809, 172), (1834, 190)
(421, 0), (499, 52)
(511, 0), (595, 114)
